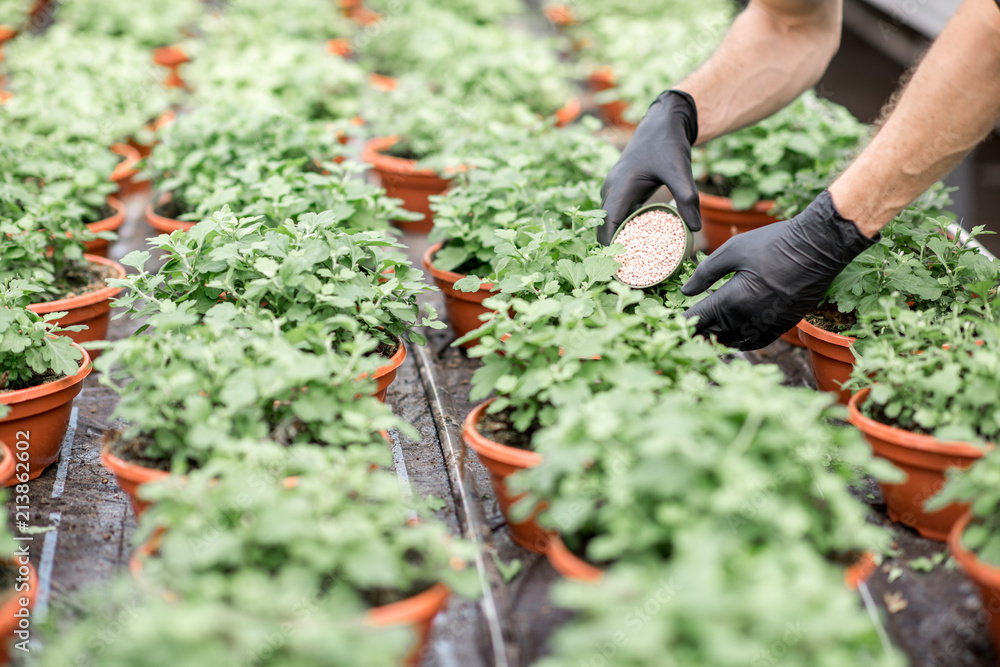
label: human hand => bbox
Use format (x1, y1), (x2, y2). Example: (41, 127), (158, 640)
(680, 190), (876, 350)
(599, 90), (702, 245)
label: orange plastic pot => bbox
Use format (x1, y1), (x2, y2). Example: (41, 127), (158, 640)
(796, 318), (855, 405)
(0, 557), (37, 665)
(146, 193), (195, 235)
(109, 142), (146, 198)
(844, 551), (877, 590)
(779, 326), (806, 348)
(362, 137), (452, 234)
(0, 442), (13, 487)
(544, 4), (578, 26)
(28, 254), (125, 354)
(362, 338), (407, 403)
(83, 196), (126, 258)
(849, 388), (987, 541)
(587, 67), (635, 131)
(0, 26), (16, 65)
(545, 534), (603, 582)
(367, 583), (450, 667)
(949, 513), (1000, 654)
(554, 98), (581, 128)
(462, 399), (548, 553)
(422, 242), (496, 348)
(698, 191), (779, 253)
(101, 448), (170, 519)
(368, 72), (398, 92)
(0, 345), (91, 485)
(152, 45), (190, 90)
(326, 37), (352, 58)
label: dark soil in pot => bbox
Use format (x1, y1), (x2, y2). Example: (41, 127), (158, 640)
(106, 432), (175, 473)
(32, 260), (116, 304)
(804, 301), (857, 334)
(0, 368), (61, 393)
(476, 407), (538, 451)
(362, 580), (435, 608)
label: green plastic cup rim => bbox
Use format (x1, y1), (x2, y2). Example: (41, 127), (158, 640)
(610, 202), (694, 289)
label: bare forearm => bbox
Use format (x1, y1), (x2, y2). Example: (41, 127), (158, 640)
(679, 0), (842, 144)
(830, 0), (1000, 237)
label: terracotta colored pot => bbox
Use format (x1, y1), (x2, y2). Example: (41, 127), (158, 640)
(0, 26), (16, 66)
(0, 345), (91, 486)
(544, 4), (578, 26)
(949, 513), (1000, 654)
(362, 137), (451, 234)
(0, 558), (37, 665)
(368, 72), (398, 92)
(422, 242), (496, 348)
(101, 447), (170, 519)
(152, 45), (190, 90)
(844, 551), (877, 590)
(545, 534), (603, 582)
(796, 318), (855, 405)
(554, 97), (581, 128)
(587, 66), (635, 131)
(109, 142), (146, 198)
(462, 399), (548, 553)
(779, 326), (806, 348)
(367, 583), (450, 667)
(0, 442), (13, 487)
(698, 191), (779, 253)
(849, 388), (986, 541)
(83, 196), (126, 258)
(326, 37), (351, 57)
(28, 254), (126, 354)
(364, 338), (407, 403)
(146, 193), (195, 235)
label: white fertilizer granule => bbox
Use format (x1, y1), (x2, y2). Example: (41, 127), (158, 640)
(614, 210), (687, 286)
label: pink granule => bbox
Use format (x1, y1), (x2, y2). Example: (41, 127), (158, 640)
(614, 210), (687, 286)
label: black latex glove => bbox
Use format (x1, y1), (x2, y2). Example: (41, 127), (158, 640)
(599, 90), (701, 246)
(680, 190), (877, 350)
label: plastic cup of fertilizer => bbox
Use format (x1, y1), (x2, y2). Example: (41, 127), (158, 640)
(610, 203), (693, 288)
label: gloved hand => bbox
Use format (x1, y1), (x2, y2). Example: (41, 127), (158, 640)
(680, 190), (877, 350)
(599, 90), (701, 246)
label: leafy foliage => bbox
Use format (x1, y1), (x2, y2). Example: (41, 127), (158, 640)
(95, 312), (409, 470)
(112, 207), (442, 349)
(537, 547), (903, 667)
(56, 0), (203, 49)
(692, 91), (868, 209)
(462, 287), (724, 434)
(822, 201), (998, 325)
(513, 364), (889, 563)
(847, 303), (1000, 443)
(0, 190), (107, 303)
(931, 447), (1000, 567)
(137, 444), (478, 604)
(428, 119), (618, 286)
(0, 281), (85, 392)
(31, 575), (414, 667)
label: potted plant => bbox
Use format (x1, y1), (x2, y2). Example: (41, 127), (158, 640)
(133, 445), (478, 664)
(513, 360), (889, 576)
(846, 304), (997, 540)
(54, 0), (203, 51)
(534, 547), (903, 667)
(458, 287), (723, 551)
(794, 186), (996, 403)
(932, 448), (1000, 657)
(692, 91), (867, 252)
(0, 193), (125, 350)
(145, 106), (400, 233)
(112, 207), (443, 398)
(0, 281), (91, 483)
(424, 119), (618, 342)
(31, 575), (415, 666)
(95, 314), (414, 511)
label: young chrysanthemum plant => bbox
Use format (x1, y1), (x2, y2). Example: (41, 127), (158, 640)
(0, 280), (85, 392)
(111, 207), (444, 353)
